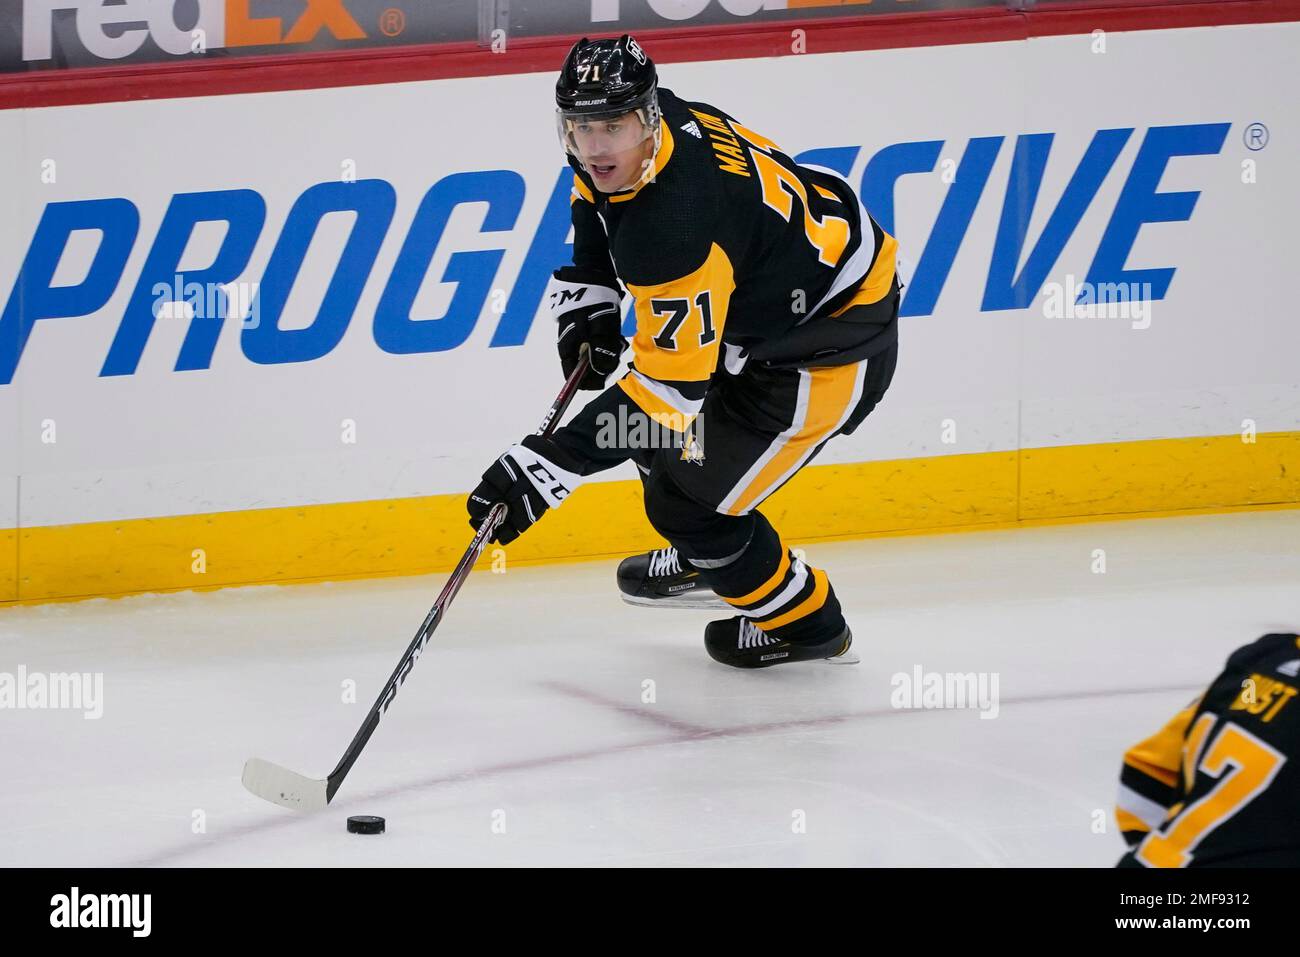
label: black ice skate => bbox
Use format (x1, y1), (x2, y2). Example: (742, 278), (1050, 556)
(617, 546), (726, 608)
(704, 617), (858, 669)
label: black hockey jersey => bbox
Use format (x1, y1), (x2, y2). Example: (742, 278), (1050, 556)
(566, 87), (898, 429)
(1116, 633), (1300, 867)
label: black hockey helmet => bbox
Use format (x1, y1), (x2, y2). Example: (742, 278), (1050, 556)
(555, 35), (661, 161)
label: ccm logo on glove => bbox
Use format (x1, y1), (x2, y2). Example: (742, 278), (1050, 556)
(466, 435), (587, 545)
(546, 267), (628, 391)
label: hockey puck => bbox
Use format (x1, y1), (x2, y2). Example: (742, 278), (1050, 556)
(346, 815), (385, 835)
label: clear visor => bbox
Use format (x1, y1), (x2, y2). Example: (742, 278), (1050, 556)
(555, 107), (656, 162)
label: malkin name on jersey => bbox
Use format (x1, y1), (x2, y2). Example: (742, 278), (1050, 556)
(690, 108), (752, 177)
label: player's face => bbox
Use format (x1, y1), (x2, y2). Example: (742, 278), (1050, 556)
(569, 113), (655, 190)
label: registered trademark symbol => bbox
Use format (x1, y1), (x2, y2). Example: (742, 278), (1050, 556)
(1243, 122), (1269, 151)
(380, 8), (406, 37)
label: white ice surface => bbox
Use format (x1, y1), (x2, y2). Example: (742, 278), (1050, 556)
(1, 509), (1297, 867)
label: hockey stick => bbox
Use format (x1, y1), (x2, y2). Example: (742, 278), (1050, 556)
(242, 347), (592, 811)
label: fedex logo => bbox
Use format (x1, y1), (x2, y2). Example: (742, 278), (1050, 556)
(0, 122), (1230, 384)
(22, 0), (365, 61)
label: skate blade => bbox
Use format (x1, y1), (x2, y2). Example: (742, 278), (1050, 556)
(824, 650), (860, 665)
(620, 593), (728, 610)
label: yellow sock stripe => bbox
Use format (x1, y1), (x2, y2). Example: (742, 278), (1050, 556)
(721, 547), (791, 608)
(756, 567), (829, 631)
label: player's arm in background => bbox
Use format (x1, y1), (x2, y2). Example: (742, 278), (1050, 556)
(550, 230), (736, 472)
(1114, 694), (1205, 846)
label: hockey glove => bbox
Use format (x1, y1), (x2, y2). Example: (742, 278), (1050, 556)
(547, 266), (627, 390)
(467, 435), (587, 545)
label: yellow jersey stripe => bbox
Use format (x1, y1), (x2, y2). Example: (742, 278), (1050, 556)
(1181, 711), (1215, 793)
(831, 229), (898, 314)
(727, 363), (859, 515)
(616, 374), (696, 431)
(1122, 755), (1180, 789)
(1122, 696), (1204, 791)
(1115, 808), (1152, 836)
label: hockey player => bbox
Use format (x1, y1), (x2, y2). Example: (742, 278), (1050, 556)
(467, 35), (900, 668)
(1115, 632), (1300, 866)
